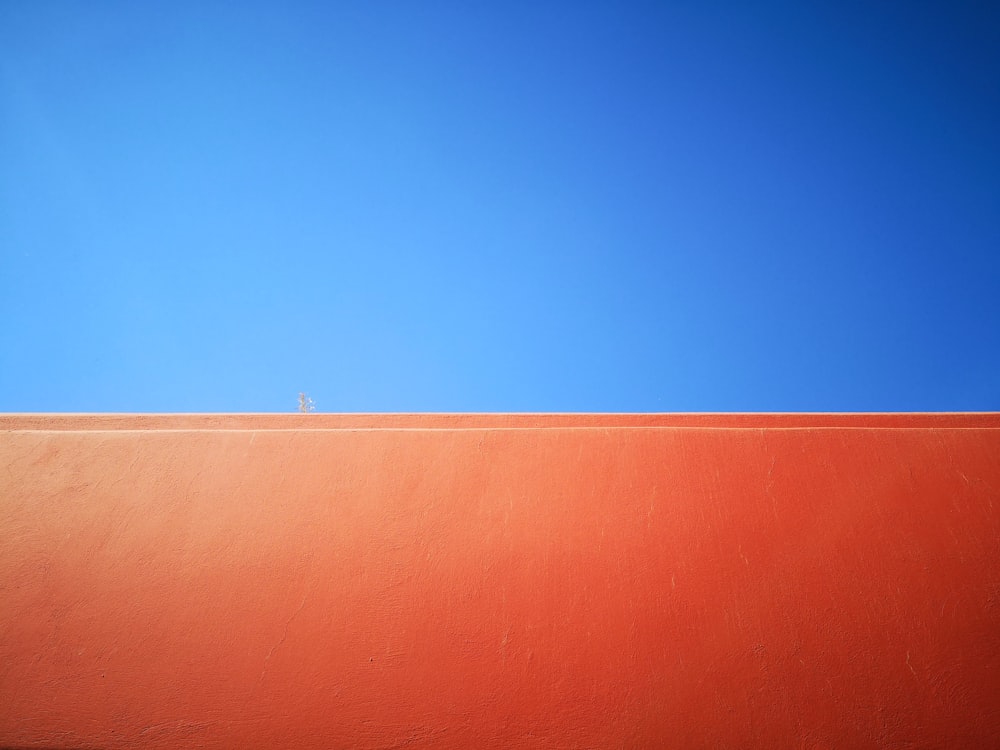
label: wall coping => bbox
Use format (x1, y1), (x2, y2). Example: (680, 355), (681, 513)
(3, 412), (999, 430)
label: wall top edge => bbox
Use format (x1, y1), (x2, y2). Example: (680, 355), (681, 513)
(2, 413), (999, 430)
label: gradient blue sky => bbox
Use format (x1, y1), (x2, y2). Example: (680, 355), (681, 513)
(2, 2), (998, 412)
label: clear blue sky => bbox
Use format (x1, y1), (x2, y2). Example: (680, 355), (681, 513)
(2, 2), (998, 412)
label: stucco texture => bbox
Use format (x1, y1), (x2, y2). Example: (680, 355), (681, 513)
(2, 414), (999, 748)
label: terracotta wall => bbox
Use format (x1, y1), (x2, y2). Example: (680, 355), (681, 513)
(2, 414), (999, 748)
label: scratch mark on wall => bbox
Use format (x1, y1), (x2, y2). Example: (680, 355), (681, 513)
(259, 589), (311, 685)
(766, 456), (777, 518)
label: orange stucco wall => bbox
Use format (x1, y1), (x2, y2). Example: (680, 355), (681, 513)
(2, 414), (999, 748)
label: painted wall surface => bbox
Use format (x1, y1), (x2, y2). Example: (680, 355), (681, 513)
(1, 414), (999, 748)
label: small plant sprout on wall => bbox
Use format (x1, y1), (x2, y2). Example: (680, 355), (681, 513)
(298, 393), (316, 413)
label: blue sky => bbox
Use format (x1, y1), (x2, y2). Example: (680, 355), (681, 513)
(2, 2), (998, 412)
